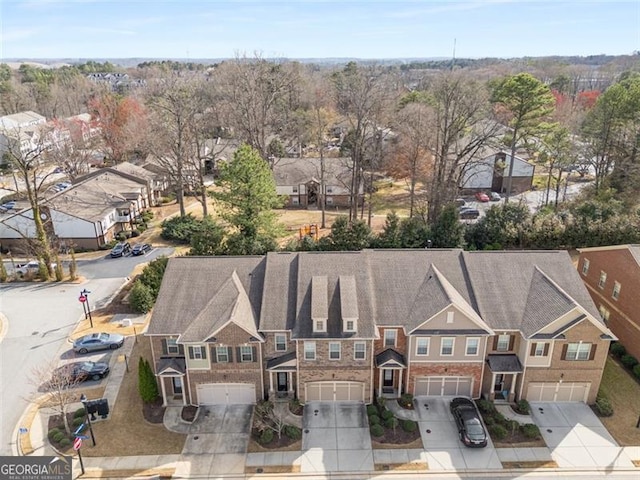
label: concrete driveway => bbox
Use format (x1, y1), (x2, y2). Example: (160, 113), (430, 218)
(178, 404), (252, 476)
(300, 402), (373, 473)
(529, 402), (635, 468)
(414, 396), (502, 471)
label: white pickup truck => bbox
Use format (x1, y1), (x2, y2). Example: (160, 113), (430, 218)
(15, 260), (57, 276)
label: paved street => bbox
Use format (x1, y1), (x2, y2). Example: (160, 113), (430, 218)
(0, 247), (173, 456)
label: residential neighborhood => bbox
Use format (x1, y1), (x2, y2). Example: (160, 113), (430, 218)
(1, 1), (640, 479)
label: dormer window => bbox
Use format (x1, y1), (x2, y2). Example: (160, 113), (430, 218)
(314, 319), (326, 332)
(311, 276), (328, 333)
(345, 320), (356, 332)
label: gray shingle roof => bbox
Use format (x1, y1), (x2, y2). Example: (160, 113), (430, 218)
(266, 351), (297, 369)
(375, 348), (406, 367)
(156, 358), (186, 375)
(273, 157), (352, 186)
(259, 252), (298, 331)
(487, 354), (523, 373)
(147, 256), (265, 335)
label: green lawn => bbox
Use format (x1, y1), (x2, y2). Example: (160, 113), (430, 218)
(597, 357), (640, 446)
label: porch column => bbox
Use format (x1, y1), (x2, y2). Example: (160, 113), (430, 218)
(398, 369), (403, 396)
(288, 371), (293, 393)
(181, 376), (187, 405)
(378, 368), (383, 398)
(509, 373), (517, 402)
(159, 376), (167, 406)
(269, 371), (273, 393)
(490, 372), (496, 401)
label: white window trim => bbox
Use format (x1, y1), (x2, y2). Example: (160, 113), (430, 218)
(566, 342), (591, 361)
(275, 334), (287, 352)
(314, 319), (326, 333)
(304, 341), (316, 360)
(599, 305), (610, 322)
(496, 335), (510, 352)
(192, 346), (204, 359)
(354, 342), (366, 360)
(582, 258), (590, 275)
(329, 342), (341, 360)
(441, 337), (455, 356)
(599, 271), (607, 289)
(612, 281), (621, 300)
(384, 329), (397, 348)
(240, 345), (253, 362)
(216, 346), (229, 363)
(534, 342), (546, 357)
(167, 338), (179, 355)
(415, 338), (429, 356)
(465, 337), (479, 356)
(345, 319), (356, 332)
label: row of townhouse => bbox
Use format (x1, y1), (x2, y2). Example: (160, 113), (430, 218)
(147, 249), (614, 407)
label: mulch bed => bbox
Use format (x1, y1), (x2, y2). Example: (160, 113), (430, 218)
(397, 398), (414, 410)
(502, 460), (558, 469)
(372, 427), (421, 447)
(47, 413), (79, 453)
(142, 398), (165, 424)
(289, 402), (303, 416)
(181, 405), (198, 422)
(249, 429), (300, 451)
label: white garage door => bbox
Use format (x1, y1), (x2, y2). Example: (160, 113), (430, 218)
(526, 382), (590, 402)
(196, 383), (256, 405)
(414, 376), (473, 397)
(305, 381), (365, 402)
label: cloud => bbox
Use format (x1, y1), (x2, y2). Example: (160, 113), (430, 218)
(2, 28), (41, 42)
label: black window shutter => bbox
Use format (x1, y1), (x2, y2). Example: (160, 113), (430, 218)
(228, 346), (233, 362)
(530, 343), (536, 356)
(236, 347), (242, 362)
(201, 345), (207, 359)
(211, 347), (217, 363)
(588, 344), (597, 360)
(188, 346), (194, 359)
(492, 336), (498, 350)
(508, 336), (515, 351)
(161, 339), (168, 355)
(178, 344), (185, 356)
(561, 344), (568, 360)
(252, 346), (257, 362)
(543, 343), (549, 356)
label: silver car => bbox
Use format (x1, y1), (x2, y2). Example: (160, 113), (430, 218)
(73, 332), (125, 354)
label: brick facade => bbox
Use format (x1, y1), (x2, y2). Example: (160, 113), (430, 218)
(374, 327), (407, 355)
(297, 367), (372, 403)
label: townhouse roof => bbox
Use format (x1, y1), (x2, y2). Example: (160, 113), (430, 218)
(110, 162), (158, 183)
(273, 157), (353, 187)
(148, 249), (606, 342)
(0, 111), (46, 130)
(44, 171), (145, 222)
(375, 348), (406, 368)
(148, 256), (266, 335)
(487, 354), (523, 373)
(266, 351), (297, 370)
(156, 358), (186, 375)
(578, 244), (640, 268)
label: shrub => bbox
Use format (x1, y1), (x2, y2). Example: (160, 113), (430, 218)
(74, 408), (87, 418)
(520, 423), (541, 439)
(259, 429), (274, 445)
(516, 399), (530, 415)
(488, 424), (507, 441)
(116, 232), (127, 242)
(401, 419), (417, 432)
(48, 428), (61, 440)
(161, 214), (202, 243)
(633, 363), (640, 380)
(58, 437), (71, 448)
(52, 431), (65, 443)
(284, 425), (302, 440)
(129, 281), (154, 313)
(493, 411), (507, 425)
(610, 342), (626, 358)
(367, 404), (378, 416)
(621, 354), (639, 369)
(138, 357), (159, 403)
(131, 229), (141, 237)
(381, 409), (394, 421)
(376, 396), (386, 408)
(476, 399), (495, 414)
(289, 398), (302, 415)
(370, 424), (384, 437)
(483, 415), (496, 426)
(595, 395), (614, 417)
(400, 393), (414, 408)
(369, 415), (381, 426)
(72, 417), (85, 428)
(384, 417), (399, 429)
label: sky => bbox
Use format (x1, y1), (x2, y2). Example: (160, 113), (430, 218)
(1, 0), (639, 60)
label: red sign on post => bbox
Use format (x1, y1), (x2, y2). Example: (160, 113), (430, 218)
(73, 437), (82, 451)
(79, 295), (87, 303)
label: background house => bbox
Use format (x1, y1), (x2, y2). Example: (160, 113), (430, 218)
(273, 157), (361, 208)
(577, 245), (640, 359)
(146, 250), (612, 408)
(461, 150), (535, 195)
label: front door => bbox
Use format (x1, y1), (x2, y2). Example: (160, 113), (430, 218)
(277, 372), (288, 392)
(172, 377), (183, 395)
(494, 374), (504, 393)
(382, 369), (393, 389)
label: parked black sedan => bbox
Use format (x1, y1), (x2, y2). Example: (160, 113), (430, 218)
(450, 397), (488, 448)
(52, 361), (110, 383)
(131, 243), (152, 256)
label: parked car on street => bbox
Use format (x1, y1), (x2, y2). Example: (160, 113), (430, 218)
(15, 260), (57, 277)
(455, 198), (466, 208)
(0, 200), (16, 212)
(490, 191), (501, 201)
(459, 208), (480, 220)
(110, 242), (131, 258)
(73, 332), (125, 354)
(52, 361), (110, 383)
(475, 192), (490, 202)
(450, 397), (488, 448)
(131, 243), (152, 256)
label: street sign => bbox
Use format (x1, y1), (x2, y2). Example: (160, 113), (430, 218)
(19, 427), (28, 434)
(76, 435), (89, 440)
(78, 295), (87, 303)
(73, 437), (82, 451)
(74, 424), (85, 435)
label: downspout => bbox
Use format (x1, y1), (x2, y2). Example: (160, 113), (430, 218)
(258, 342), (265, 401)
(478, 336), (488, 399)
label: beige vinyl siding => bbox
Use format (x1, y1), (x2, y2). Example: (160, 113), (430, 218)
(409, 335), (486, 362)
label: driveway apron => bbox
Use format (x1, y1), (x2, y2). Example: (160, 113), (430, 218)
(530, 402), (635, 468)
(177, 404), (252, 477)
(300, 402), (373, 473)
(414, 396), (503, 471)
